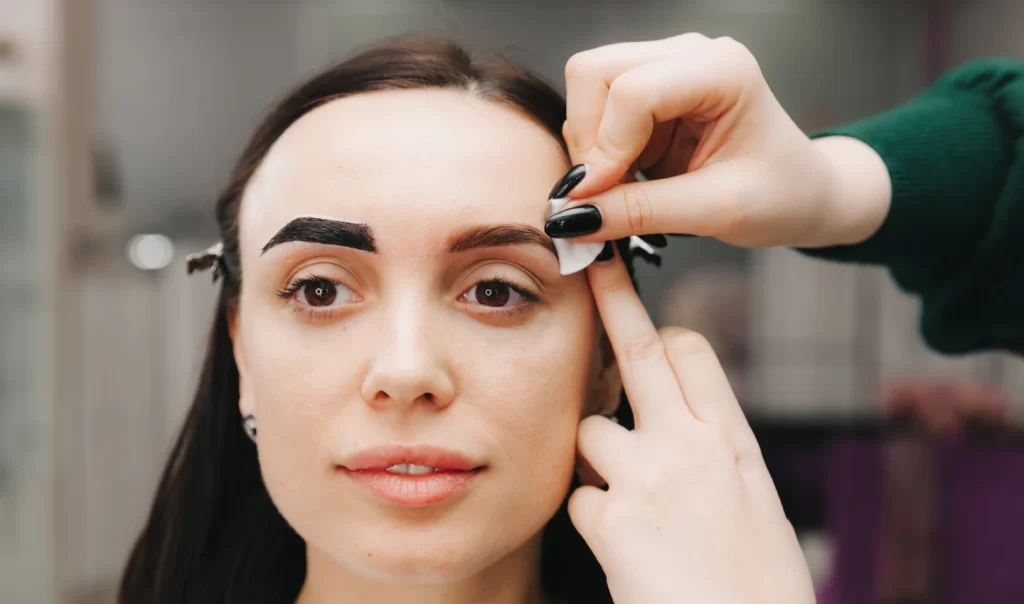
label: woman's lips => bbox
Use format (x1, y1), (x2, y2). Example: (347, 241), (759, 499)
(339, 468), (483, 507)
(338, 444), (485, 507)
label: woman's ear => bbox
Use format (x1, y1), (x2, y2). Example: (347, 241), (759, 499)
(591, 331), (622, 417)
(228, 305), (254, 418)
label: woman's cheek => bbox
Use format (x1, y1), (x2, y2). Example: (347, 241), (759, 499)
(464, 310), (594, 458)
(245, 321), (361, 452)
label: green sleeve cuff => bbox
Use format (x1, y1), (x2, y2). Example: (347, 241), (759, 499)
(801, 84), (1011, 286)
(796, 59), (1024, 353)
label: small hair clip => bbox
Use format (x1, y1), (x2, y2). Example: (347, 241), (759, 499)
(185, 241), (225, 282)
(629, 236), (662, 268)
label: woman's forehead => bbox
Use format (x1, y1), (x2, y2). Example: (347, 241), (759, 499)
(241, 89), (568, 239)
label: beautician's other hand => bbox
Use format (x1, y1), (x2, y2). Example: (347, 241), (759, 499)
(569, 248), (815, 604)
(551, 33), (890, 248)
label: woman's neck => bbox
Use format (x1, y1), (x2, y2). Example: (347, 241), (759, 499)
(295, 532), (552, 604)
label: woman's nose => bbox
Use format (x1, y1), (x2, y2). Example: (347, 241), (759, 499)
(360, 305), (455, 411)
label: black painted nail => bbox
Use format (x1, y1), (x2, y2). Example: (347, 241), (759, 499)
(549, 164), (587, 199)
(545, 204), (602, 238)
(596, 241), (615, 262)
(640, 233), (668, 248)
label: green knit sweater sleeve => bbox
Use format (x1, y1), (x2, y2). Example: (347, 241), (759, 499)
(801, 58), (1024, 355)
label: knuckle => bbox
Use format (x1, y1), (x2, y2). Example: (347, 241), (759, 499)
(631, 462), (672, 495)
(607, 75), (651, 111)
(713, 36), (749, 59)
(592, 270), (634, 298)
(623, 334), (666, 364)
(673, 31), (710, 44)
(619, 183), (656, 234)
(565, 51), (598, 82)
(661, 328), (714, 358)
(593, 134), (631, 169)
(713, 37), (764, 82)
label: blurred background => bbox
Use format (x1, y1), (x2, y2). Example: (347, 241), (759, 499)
(2, 0), (1023, 602)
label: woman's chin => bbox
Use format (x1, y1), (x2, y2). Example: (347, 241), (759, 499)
(324, 537), (499, 584)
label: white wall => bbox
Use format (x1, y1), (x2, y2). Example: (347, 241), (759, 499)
(92, 0), (303, 224)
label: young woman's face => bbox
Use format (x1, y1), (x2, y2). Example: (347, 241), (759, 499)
(231, 89), (618, 582)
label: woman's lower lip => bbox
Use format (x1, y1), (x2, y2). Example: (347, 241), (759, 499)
(339, 468), (482, 506)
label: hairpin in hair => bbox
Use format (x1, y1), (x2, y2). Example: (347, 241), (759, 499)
(629, 235), (664, 268)
(185, 241), (225, 282)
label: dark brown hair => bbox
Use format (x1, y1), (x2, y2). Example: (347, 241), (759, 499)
(119, 36), (636, 604)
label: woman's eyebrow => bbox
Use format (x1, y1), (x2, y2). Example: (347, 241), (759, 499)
(261, 216), (377, 255)
(448, 225), (557, 257)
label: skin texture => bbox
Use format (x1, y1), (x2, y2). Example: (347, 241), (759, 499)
(228, 89), (620, 604)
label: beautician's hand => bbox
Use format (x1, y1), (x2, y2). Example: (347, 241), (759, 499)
(568, 248), (815, 604)
(551, 33), (890, 248)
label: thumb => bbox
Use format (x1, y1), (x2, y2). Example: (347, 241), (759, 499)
(550, 159), (757, 242)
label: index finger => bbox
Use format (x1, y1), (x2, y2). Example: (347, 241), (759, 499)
(585, 244), (695, 431)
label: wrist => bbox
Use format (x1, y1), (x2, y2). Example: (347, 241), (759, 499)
(811, 135), (892, 246)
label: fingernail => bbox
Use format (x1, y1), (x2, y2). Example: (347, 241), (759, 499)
(549, 164), (588, 200)
(596, 241), (615, 262)
(639, 233), (668, 248)
(545, 204), (602, 238)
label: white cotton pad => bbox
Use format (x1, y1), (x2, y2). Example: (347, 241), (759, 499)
(548, 197), (605, 275)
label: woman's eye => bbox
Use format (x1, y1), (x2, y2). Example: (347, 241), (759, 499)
(293, 278), (355, 307)
(464, 280), (536, 308)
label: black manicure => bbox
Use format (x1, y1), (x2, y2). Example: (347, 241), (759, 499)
(545, 204), (602, 238)
(596, 241), (615, 262)
(549, 164), (587, 199)
(639, 233), (668, 248)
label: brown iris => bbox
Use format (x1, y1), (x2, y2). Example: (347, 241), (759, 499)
(302, 280), (337, 306)
(476, 281), (511, 307)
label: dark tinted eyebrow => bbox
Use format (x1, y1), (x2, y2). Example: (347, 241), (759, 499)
(261, 217), (377, 255)
(448, 224), (557, 257)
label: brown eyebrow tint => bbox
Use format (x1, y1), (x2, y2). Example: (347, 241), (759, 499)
(448, 224), (556, 257)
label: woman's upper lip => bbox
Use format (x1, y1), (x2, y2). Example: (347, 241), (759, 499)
(339, 444), (484, 471)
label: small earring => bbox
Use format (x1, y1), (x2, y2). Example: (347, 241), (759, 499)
(242, 414), (257, 443)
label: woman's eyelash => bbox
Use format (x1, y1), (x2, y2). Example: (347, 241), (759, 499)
(275, 273), (340, 300)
